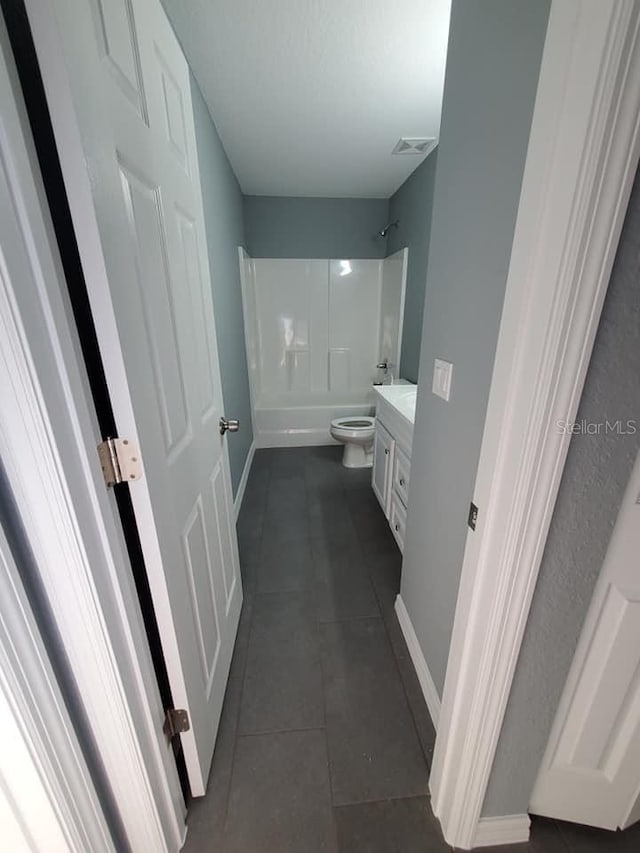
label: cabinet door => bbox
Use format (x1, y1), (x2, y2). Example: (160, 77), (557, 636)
(372, 421), (394, 517)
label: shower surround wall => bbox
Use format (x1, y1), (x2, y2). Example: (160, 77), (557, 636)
(241, 254), (407, 447)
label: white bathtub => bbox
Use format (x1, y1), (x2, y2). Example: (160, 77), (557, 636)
(253, 391), (376, 448)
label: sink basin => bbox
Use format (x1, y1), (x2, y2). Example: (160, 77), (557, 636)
(396, 392), (417, 420)
(373, 384), (417, 424)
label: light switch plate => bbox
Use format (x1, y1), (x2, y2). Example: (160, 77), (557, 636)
(432, 358), (453, 401)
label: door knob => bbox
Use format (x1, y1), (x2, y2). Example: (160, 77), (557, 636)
(219, 417), (240, 435)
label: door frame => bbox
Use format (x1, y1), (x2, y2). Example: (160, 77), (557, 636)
(0, 9), (184, 851)
(429, 0), (640, 848)
(6, 1), (640, 852)
(0, 512), (115, 852)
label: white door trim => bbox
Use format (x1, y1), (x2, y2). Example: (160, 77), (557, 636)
(0, 16), (184, 851)
(0, 523), (115, 853)
(234, 439), (256, 520)
(472, 815), (531, 849)
(430, 1), (640, 847)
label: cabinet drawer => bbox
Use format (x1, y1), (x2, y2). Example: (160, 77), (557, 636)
(390, 493), (407, 552)
(393, 446), (410, 507)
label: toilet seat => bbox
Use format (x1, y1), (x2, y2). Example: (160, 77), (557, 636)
(330, 416), (375, 439)
(330, 416), (375, 468)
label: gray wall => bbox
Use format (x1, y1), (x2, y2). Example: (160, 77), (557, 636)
(243, 195), (389, 259)
(387, 151), (438, 383)
(482, 165), (640, 817)
(400, 0), (551, 694)
(191, 75), (253, 495)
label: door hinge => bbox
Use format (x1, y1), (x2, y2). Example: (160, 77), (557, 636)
(468, 501), (478, 531)
(163, 708), (190, 739)
(97, 437), (142, 488)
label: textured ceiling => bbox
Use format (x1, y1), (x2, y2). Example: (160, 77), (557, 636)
(162, 0), (451, 198)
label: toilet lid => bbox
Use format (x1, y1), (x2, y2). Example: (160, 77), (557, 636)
(331, 416), (375, 430)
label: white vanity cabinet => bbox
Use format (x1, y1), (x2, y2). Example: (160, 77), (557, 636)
(372, 421), (395, 516)
(372, 385), (416, 553)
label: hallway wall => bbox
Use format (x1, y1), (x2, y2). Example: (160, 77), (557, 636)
(483, 165), (640, 818)
(243, 195), (389, 259)
(400, 0), (551, 695)
(386, 151), (438, 383)
(191, 75), (253, 495)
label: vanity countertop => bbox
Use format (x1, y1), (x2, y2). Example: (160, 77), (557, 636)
(373, 384), (417, 426)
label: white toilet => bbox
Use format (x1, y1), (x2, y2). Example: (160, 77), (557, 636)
(329, 416), (376, 468)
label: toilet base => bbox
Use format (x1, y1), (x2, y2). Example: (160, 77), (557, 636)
(341, 442), (374, 469)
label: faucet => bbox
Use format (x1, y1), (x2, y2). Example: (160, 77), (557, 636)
(373, 359), (387, 386)
(375, 359), (394, 385)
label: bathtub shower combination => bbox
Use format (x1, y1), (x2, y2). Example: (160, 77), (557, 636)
(239, 249), (408, 449)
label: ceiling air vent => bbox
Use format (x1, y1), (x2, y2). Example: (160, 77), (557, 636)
(392, 137), (437, 156)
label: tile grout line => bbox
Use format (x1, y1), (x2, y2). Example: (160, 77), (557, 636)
(317, 613), (384, 626)
(387, 609), (434, 767)
(217, 455), (272, 836)
(229, 451), (439, 850)
(230, 451), (322, 755)
(250, 586), (312, 598)
(379, 606), (435, 773)
(309, 456), (346, 849)
(334, 791), (433, 809)
(236, 725), (327, 739)
(214, 451), (448, 852)
(309, 455), (434, 808)
(258, 457), (312, 595)
(238, 453), (326, 756)
(345, 477), (436, 775)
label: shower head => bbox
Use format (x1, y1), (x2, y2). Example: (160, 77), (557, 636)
(377, 220), (399, 239)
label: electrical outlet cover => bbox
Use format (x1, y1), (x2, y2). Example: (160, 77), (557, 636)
(432, 358), (453, 401)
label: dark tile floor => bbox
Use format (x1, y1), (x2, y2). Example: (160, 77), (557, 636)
(183, 446), (640, 853)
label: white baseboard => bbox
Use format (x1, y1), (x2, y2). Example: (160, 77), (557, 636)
(472, 815), (530, 848)
(394, 595), (441, 729)
(234, 441), (255, 521)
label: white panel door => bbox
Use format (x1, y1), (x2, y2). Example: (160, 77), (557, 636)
(42, 0), (242, 795)
(530, 450), (640, 829)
